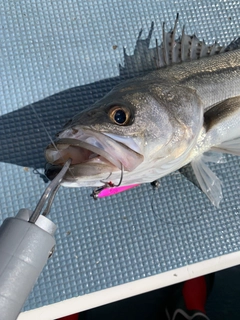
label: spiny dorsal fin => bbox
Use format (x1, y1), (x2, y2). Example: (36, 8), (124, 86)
(120, 14), (240, 77)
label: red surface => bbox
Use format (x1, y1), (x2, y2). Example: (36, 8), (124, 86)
(182, 276), (207, 313)
(57, 313), (79, 320)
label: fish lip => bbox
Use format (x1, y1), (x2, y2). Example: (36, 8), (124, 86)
(46, 137), (122, 169)
(45, 129), (144, 176)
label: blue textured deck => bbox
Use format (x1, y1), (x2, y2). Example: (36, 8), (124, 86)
(0, 0), (240, 313)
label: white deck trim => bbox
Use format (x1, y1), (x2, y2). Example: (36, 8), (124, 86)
(18, 251), (240, 320)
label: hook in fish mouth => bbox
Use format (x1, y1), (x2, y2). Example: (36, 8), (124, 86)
(45, 138), (123, 169)
(44, 130), (144, 182)
(44, 138), (121, 181)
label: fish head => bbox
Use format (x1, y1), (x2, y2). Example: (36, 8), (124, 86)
(45, 78), (203, 187)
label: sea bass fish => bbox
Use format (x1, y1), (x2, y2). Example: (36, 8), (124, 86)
(45, 16), (240, 206)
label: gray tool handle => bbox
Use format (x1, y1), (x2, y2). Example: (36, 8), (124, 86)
(0, 209), (56, 320)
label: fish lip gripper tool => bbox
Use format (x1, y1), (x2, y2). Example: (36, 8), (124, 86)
(0, 159), (71, 320)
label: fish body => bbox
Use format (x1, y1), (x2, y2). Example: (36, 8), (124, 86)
(45, 18), (240, 206)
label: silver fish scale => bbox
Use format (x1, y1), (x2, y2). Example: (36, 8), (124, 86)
(1, 0), (240, 318)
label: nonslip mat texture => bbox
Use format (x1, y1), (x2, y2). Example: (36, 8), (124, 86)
(0, 0), (240, 312)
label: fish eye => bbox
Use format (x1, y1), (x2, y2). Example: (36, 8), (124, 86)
(108, 106), (131, 126)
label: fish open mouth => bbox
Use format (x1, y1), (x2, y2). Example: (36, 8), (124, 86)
(45, 129), (144, 182)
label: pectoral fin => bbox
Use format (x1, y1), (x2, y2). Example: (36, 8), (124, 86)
(212, 138), (240, 156)
(204, 96), (240, 156)
(191, 96), (240, 207)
